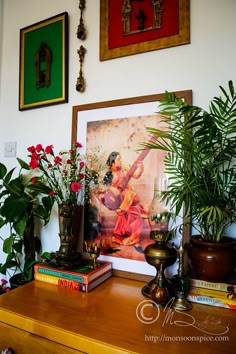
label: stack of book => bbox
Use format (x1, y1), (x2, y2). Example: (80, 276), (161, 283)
(34, 260), (112, 292)
(187, 278), (236, 310)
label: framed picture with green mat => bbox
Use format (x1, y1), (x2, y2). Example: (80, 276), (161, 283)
(19, 12), (68, 110)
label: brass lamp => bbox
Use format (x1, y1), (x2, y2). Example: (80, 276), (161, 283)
(141, 177), (177, 306)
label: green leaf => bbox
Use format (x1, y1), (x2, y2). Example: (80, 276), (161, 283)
(23, 258), (36, 281)
(3, 235), (14, 254)
(13, 239), (23, 253)
(1, 195), (30, 220)
(0, 162), (7, 179)
(0, 216), (7, 228)
(17, 157), (30, 170)
(14, 217), (28, 237)
(41, 252), (51, 260)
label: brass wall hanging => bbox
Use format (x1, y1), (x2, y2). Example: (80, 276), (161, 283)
(76, 45), (86, 92)
(77, 0), (86, 40)
(121, 0), (164, 35)
(76, 0), (86, 93)
(35, 42), (52, 89)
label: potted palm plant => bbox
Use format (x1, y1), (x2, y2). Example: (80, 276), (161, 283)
(142, 81), (236, 282)
(0, 158), (54, 288)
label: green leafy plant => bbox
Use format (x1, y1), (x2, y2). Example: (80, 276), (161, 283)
(0, 158), (54, 283)
(142, 81), (236, 242)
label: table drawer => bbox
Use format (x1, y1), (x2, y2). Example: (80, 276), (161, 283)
(0, 321), (86, 354)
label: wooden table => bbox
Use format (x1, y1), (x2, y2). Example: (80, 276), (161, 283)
(0, 276), (235, 354)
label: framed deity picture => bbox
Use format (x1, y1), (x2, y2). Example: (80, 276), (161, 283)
(19, 12), (68, 111)
(72, 90), (192, 278)
(100, 0), (190, 61)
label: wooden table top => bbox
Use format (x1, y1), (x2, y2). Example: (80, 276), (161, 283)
(0, 276), (235, 354)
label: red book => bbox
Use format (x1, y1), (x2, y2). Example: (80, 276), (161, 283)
(34, 260), (112, 285)
(34, 270), (112, 292)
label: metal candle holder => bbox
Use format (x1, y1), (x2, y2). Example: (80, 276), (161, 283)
(171, 238), (192, 311)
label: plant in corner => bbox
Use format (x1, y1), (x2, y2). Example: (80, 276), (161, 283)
(0, 159), (54, 288)
(142, 81), (236, 282)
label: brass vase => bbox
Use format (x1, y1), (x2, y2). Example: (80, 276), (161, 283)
(58, 203), (74, 258)
(49, 203), (82, 269)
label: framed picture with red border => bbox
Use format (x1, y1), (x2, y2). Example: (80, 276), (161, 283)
(100, 0), (190, 61)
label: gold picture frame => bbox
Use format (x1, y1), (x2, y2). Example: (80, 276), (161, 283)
(100, 0), (190, 61)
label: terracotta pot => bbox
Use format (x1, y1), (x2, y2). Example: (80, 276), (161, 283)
(188, 236), (236, 282)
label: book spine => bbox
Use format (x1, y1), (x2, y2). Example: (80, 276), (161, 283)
(34, 273), (88, 292)
(187, 294), (236, 310)
(189, 286), (236, 300)
(34, 265), (86, 283)
(190, 278), (236, 292)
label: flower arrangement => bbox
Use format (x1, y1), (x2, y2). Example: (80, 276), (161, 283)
(27, 142), (85, 206)
(0, 278), (10, 294)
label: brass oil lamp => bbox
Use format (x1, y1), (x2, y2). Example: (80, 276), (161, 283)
(142, 177), (177, 306)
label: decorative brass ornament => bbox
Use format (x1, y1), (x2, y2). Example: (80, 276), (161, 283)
(76, 45), (86, 93)
(122, 0), (164, 35)
(34, 42), (52, 89)
(77, 0), (86, 40)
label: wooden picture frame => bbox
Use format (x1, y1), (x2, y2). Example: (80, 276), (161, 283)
(19, 12), (68, 111)
(100, 0), (190, 61)
(72, 90), (192, 279)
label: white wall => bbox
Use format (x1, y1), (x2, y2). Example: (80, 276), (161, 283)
(1, 0), (236, 270)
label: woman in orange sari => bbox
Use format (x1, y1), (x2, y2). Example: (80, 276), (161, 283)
(102, 151), (148, 246)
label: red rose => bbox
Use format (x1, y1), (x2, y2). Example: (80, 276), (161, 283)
(71, 182), (82, 192)
(45, 145), (53, 154)
(35, 144), (42, 153)
(75, 142), (82, 148)
(29, 159), (39, 169)
(79, 161), (85, 167)
(54, 156), (62, 165)
(31, 177), (37, 184)
(27, 146), (35, 153)
(31, 152), (39, 160)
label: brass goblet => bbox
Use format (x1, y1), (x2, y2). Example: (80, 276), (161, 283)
(84, 241), (103, 269)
